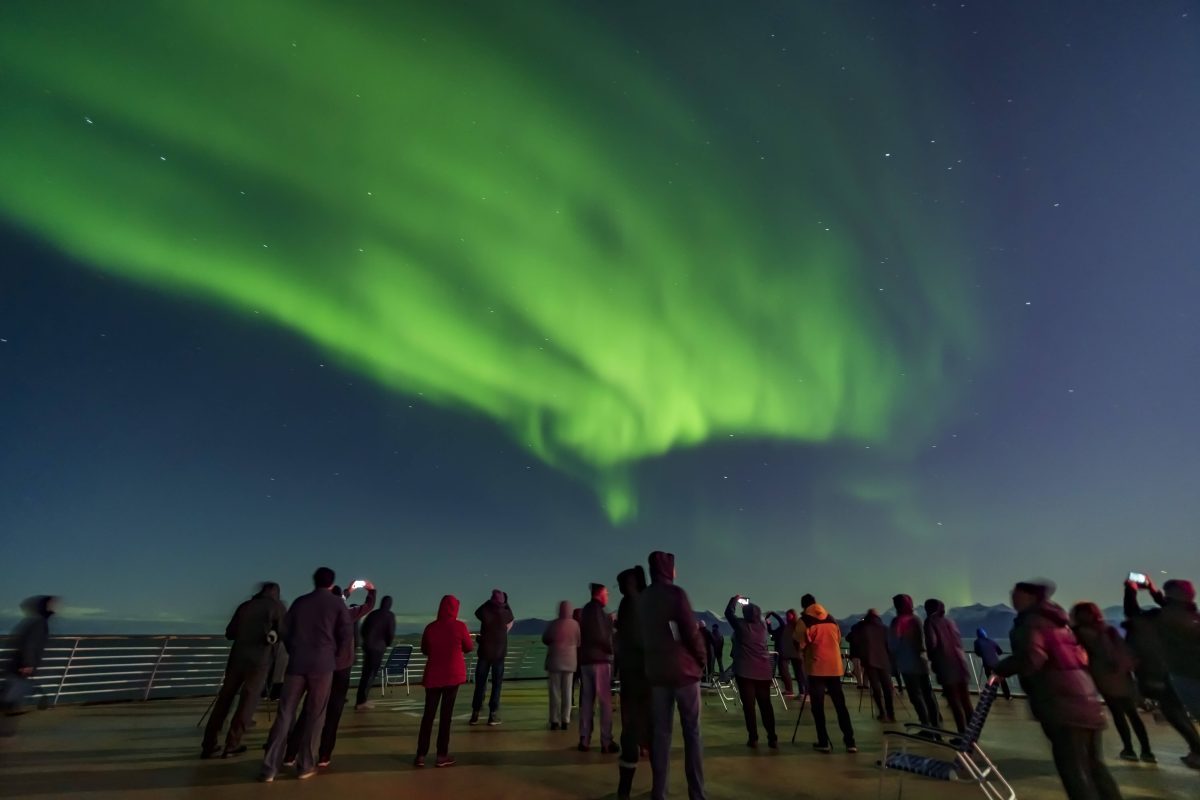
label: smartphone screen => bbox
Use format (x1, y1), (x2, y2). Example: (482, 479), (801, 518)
(1127, 572), (1147, 586)
(737, 598), (750, 606)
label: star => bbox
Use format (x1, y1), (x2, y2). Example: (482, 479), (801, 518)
(884, 152), (891, 158)
(84, 116), (93, 124)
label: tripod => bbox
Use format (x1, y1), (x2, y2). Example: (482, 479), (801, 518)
(788, 692), (809, 743)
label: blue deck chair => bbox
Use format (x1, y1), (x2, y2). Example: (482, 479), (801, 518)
(879, 680), (1012, 799)
(381, 644), (414, 696)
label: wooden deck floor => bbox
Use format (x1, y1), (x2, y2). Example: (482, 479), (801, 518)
(0, 684), (1195, 799)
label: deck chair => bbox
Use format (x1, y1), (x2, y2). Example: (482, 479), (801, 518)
(767, 654), (789, 711)
(381, 644), (414, 696)
(705, 667), (741, 712)
(879, 680), (1012, 800)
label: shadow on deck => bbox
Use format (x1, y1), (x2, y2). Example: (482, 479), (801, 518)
(0, 684), (1194, 799)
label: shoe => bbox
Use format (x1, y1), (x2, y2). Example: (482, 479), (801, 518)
(1118, 748), (1138, 762)
(768, 739), (779, 750)
(602, 743), (620, 755)
(885, 716), (898, 724)
(847, 745), (859, 754)
(469, 712), (480, 726)
(355, 702), (374, 711)
(1140, 751), (1157, 764)
(317, 759), (331, 768)
(487, 715), (502, 726)
(578, 741), (590, 752)
(435, 755), (456, 768)
(813, 743), (832, 754)
(1182, 752), (1200, 769)
(413, 756), (425, 768)
(746, 739), (758, 748)
(258, 772), (275, 783)
(282, 758), (296, 768)
(200, 747), (222, 759)
(221, 745), (247, 758)
(297, 769), (317, 780)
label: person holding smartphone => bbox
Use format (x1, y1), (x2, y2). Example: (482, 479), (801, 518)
(724, 595), (777, 748)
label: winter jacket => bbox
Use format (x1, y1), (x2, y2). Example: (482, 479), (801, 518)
(336, 589), (376, 670)
(283, 588), (352, 676)
(888, 595), (930, 675)
(725, 599), (772, 681)
(638, 551), (706, 687)
(360, 596), (397, 654)
(973, 631), (1003, 670)
(224, 592), (286, 669)
(804, 604), (845, 678)
(475, 593), (514, 662)
(615, 567), (647, 677)
(767, 612), (798, 659)
(422, 595), (474, 688)
(579, 598), (615, 665)
(1074, 623), (1137, 699)
(924, 601), (970, 685)
(710, 627), (724, 660)
(6, 596), (54, 676)
(542, 602), (581, 673)
(1158, 599), (1200, 681)
(857, 612), (892, 672)
(998, 600), (1106, 730)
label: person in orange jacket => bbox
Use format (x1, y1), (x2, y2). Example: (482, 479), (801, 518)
(803, 603), (856, 754)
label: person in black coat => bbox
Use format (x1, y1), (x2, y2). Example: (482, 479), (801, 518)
(766, 609), (800, 696)
(615, 566), (649, 800)
(471, 589), (514, 725)
(709, 624), (725, 677)
(578, 583), (617, 753)
(1, 595), (57, 737)
(857, 610), (895, 722)
(725, 596), (777, 748)
(201, 583), (286, 758)
(355, 595), (396, 709)
(639, 551), (706, 800)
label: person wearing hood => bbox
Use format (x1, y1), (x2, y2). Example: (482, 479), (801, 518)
(579, 582), (618, 753)
(355, 594), (396, 710)
(471, 589), (514, 726)
(790, 593), (817, 696)
(202, 583), (285, 758)
(284, 580), (376, 768)
(709, 624), (725, 677)
(887, 593), (939, 726)
(1152, 580), (1200, 742)
(639, 551), (707, 800)
(1070, 602), (1154, 763)
(725, 596), (778, 748)
(1, 595), (58, 737)
(923, 598), (973, 733)
(542, 601), (580, 730)
(415, 594), (474, 767)
(973, 628), (1011, 700)
(804, 602), (856, 754)
(615, 566), (650, 800)
(996, 580), (1120, 800)
(260, 567), (351, 783)
(766, 609), (800, 697)
(858, 610), (895, 722)
(1122, 577), (1200, 768)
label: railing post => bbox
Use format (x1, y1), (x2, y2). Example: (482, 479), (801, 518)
(144, 637), (171, 701)
(53, 638), (81, 707)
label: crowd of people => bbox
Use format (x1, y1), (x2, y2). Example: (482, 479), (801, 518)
(3, 564), (1199, 800)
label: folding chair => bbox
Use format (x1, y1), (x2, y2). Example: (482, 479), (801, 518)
(709, 667), (741, 712)
(381, 644), (414, 696)
(767, 654), (789, 711)
(879, 681), (1012, 800)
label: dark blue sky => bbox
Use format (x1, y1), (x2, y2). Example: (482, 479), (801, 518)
(2, 2), (1198, 630)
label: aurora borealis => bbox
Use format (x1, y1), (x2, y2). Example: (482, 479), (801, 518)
(2, 2), (1198, 628)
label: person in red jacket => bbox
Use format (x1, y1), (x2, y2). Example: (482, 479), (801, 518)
(415, 595), (474, 768)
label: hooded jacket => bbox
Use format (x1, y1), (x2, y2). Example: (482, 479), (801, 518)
(998, 600), (1105, 730)
(7, 596), (55, 676)
(542, 601), (581, 673)
(857, 611), (892, 672)
(336, 588), (376, 670)
(725, 598), (771, 681)
(1157, 598), (1200, 681)
(638, 552), (706, 687)
(888, 594), (930, 675)
(924, 599), (970, 685)
(1074, 622), (1137, 699)
(475, 591), (515, 662)
(616, 567), (647, 677)
(422, 595), (474, 688)
(973, 630), (1004, 671)
(804, 604), (844, 677)
(360, 596), (397, 654)
(225, 589), (286, 669)
(579, 596), (614, 665)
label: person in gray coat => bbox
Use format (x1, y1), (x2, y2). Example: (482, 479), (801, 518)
(725, 596), (777, 748)
(542, 601), (581, 730)
(924, 598), (973, 733)
(259, 567), (351, 783)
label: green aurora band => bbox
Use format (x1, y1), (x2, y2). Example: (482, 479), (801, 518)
(0, 1), (979, 521)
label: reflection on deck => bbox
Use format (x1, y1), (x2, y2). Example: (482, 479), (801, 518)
(0, 685), (1192, 799)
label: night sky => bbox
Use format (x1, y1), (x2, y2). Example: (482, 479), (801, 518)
(2, 2), (1197, 631)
